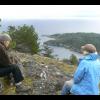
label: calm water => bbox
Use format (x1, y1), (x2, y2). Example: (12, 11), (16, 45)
(49, 46), (83, 60)
(39, 35), (83, 60)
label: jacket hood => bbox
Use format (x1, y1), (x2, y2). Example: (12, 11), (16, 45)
(84, 53), (99, 61)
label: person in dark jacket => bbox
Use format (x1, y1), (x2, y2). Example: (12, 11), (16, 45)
(0, 34), (31, 93)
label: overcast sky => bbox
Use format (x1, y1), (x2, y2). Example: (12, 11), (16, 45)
(0, 5), (100, 20)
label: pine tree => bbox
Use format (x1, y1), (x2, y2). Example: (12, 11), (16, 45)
(7, 25), (39, 54)
(70, 54), (78, 65)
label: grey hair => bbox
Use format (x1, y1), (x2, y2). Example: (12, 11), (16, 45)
(0, 34), (12, 42)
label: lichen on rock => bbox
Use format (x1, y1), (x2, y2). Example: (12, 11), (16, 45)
(0, 51), (75, 95)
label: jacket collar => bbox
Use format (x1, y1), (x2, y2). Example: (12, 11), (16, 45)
(82, 53), (99, 61)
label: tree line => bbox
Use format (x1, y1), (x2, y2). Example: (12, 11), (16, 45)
(45, 32), (100, 53)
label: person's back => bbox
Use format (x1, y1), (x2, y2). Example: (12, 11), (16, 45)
(70, 53), (100, 95)
(61, 44), (100, 95)
(88, 59), (100, 95)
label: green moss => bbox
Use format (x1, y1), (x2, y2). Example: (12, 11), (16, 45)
(0, 77), (33, 95)
(56, 91), (61, 95)
(22, 77), (33, 87)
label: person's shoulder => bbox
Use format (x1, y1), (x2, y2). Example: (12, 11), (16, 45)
(80, 58), (87, 63)
(95, 59), (100, 65)
(78, 59), (89, 67)
(0, 43), (4, 48)
(0, 43), (6, 50)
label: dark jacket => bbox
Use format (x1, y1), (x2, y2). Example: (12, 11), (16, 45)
(0, 42), (11, 67)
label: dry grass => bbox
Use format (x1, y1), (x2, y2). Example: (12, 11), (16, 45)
(33, 54), (77, 75)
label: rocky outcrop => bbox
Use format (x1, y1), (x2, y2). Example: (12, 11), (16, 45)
(24, 62), (67, 95)
(0, 51), (75, 95)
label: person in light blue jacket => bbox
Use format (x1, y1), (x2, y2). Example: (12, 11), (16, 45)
(61, 44), (100, 95)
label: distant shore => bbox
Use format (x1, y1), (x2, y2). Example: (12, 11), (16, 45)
(44, 32), (100, 54)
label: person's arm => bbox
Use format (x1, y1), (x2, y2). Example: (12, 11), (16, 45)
(0, 44), (11, 64)
(74, 61), (86, 84)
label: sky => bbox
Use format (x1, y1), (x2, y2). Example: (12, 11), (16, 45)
(1, 5), (100, 34)
(0, 5), (100, 20)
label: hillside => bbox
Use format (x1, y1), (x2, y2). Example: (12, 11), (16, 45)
(0, 51), (76, 95)
(44, 33), (100, 53)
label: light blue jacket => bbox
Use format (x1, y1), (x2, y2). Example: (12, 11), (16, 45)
(70, 53), (100, 95)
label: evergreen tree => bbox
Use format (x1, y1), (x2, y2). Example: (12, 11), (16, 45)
(7, 25), (39, 54)
(70, 54), (78, 65)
